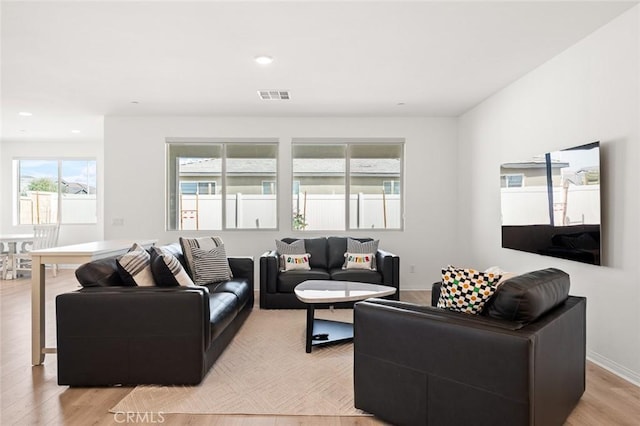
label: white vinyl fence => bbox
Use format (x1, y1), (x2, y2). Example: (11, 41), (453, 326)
(179, 193), (401, 230)
(501, 185), (600, 226)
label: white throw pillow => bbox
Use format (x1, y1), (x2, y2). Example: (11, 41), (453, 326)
(343, 252), (375, 270)
(283, 253), (311, 271)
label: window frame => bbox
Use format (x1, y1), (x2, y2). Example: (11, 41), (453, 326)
(291, 139), (404, 232)
(166, 139), (279, 231)
(14, 157), (98, 226)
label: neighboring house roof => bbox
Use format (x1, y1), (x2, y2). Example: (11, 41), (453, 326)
(179, 158), (400, 177)
(501, 158), (569, 170)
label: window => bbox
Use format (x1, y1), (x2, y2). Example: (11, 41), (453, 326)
(383, 180), (401, 195)
(262, 181), (276, 195)
(16, 159), (97, 224)
(292, 141), (403, 231)
(501, 174), (524, 188)
(167, 142), (278, 230)
(180, 181), (216, 195)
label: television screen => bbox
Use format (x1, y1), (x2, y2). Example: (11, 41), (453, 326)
(500, 141), (601, 265)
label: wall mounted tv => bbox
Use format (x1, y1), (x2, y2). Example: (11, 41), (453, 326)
(500, 141), (601, 265)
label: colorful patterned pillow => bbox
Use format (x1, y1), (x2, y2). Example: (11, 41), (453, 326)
(116, 243), (155, 286)
(345, 238), (379, 270)
(191, 245), (231, 285)
(150, 246), (195, 287)
(437, 265), (501, 314)
(343, 252), (375, 270)
(283, 253), (311, 271)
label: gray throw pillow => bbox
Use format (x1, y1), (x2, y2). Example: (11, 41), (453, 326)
(180, 236), (233, 279)
(191, 245), (231, 285)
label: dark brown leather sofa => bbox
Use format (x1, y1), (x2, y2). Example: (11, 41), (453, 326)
(56, 243), (253, 386)
(353, 268), (586, 426)
(259, 237), (400, 309)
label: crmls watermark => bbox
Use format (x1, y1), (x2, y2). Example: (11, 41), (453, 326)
(113, 411), (165, 424)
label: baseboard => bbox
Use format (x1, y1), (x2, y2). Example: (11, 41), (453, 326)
(587, 350), (640, 387)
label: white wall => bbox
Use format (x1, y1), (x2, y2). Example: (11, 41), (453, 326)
(458, 7), (640, 384)
(103, 117), (459, 290)
(0, 140), (104, 245)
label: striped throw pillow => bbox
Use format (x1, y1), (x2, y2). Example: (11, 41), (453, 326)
(345, 238), (379, 271)
(191, 245), (231, 285)
(149, 246), (195, 287)
(116, 243), (155, 286)
(180, 236), (233, 279)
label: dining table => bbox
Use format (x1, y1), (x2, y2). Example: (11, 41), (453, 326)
(0, 233), (35, 279)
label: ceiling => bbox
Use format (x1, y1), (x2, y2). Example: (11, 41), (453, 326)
(1, 1), (637, 142)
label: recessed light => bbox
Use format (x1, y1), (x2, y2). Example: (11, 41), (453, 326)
(20, 129), (27, 133)
(254, 55), (274, 65)
(397, 102), (405, 106)
(71, 130), (81, 134)
(130, 101), (139, 104)
(19, 111), (33, 117)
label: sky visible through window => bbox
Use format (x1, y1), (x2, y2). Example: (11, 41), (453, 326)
(20, 160), (97, 189)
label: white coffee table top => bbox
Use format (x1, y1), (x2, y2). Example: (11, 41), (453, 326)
(294, 280), (396, 304)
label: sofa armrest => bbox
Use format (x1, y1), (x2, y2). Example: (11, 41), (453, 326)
(431, 281), (442, 306)
(259, 251), (279, 296)
(376, 249), (400, 299)
(228, 256), (254, 289)
(56, 286), (210, 386)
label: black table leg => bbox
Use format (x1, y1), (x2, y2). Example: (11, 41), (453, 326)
(305, 304), (314, 353)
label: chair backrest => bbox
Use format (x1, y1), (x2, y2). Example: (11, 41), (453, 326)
(32, 224), (60, 250)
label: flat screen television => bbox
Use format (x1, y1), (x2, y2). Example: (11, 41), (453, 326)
(500, 141), (601, 265)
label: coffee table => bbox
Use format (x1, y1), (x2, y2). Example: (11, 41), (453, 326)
(294, 280), (397, 353)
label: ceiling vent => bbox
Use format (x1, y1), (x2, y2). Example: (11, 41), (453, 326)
(258, 90), (290, 100)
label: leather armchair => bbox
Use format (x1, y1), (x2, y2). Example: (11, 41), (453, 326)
(353, 269), (586, 426)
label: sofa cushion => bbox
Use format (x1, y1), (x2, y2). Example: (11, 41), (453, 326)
(75, 257), (130, 287)
(330, 268), (382, 284)
(327, 237), (348, 269)
(208, 279), (252, 313)
(116, 243), (155, 286)
(150, 246), (196, 287)
(208, 292), (238, 340)
(327, 237), (375, 269)
(486, 268), (570, 323)
(437, 266), (501, 314)
(283, 237), (328, 269)
(277, 269), (331, 293)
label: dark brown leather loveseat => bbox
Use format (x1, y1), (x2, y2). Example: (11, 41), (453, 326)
(353, 268), (586, 426)
(56, 243), (253, 386)
(260, 236), (400, 309)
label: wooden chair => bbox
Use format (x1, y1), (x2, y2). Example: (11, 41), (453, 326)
(0, 253), (8, 280)
(13, 224), (60, 278)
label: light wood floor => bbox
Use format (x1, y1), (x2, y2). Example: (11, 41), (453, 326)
(1, 271), (639, 425)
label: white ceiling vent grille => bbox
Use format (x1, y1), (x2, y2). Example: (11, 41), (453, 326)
(258, 90), (290, 100)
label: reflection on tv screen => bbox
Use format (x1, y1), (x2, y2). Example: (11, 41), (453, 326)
(500, 142), (601, 265)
